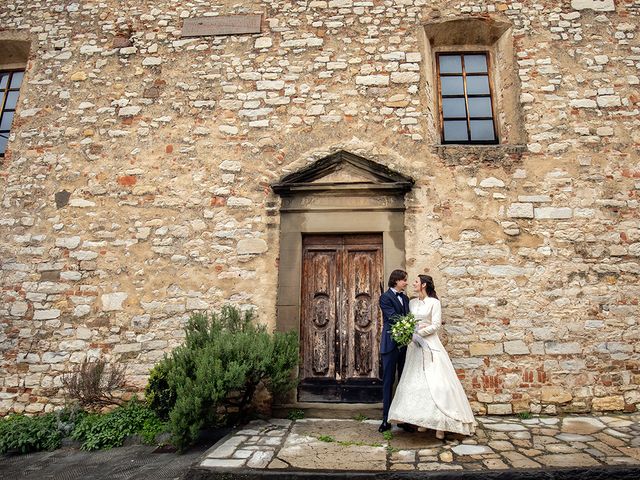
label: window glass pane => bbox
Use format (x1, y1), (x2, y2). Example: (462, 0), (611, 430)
(0, 112), (14, 131)
(0, 133), (8, 155)
(9, 72), (24, 88)
(4, 91), (20, 110)
(439, 55), (462, 74)
(0, 73), (8, 89)
(10, 71), (24, 89)
(470, 120), (496, 141)
(443, 120), (468, 142)
(468, 97), (493, 118)
(440, 76), (464, 95)
(442, 98), (466, 118)
(466, 75), (490, 95)
(464, 54), (488, 73)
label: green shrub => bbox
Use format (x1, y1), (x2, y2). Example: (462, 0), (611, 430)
(0, 412), (61, 454)
(145, 360), (175, 420)
(72, 398), (166, 450)
(145, 306), (299, 451)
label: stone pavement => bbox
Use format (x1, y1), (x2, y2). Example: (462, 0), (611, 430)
(187, 413), (640, 479)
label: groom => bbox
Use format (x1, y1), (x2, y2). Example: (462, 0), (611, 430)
(378, 269), (410, 432)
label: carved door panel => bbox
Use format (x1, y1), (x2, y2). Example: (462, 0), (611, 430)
(300, 245), (338, 382)
(343, 236), (382, 383)
(300, 234), (383, 403)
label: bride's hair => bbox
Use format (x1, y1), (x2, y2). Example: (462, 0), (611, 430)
(418, 275), (438, 299)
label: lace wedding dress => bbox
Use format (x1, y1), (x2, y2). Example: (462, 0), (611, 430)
(387, 297), (476, 435)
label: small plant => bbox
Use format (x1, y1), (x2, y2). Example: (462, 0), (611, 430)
(353, 414), (368, 422)
(0, 413), (61, 454)
(140, 417), (168, 445)
(55, 405), (87, 438)
(386, 445), (400, 454)
(382, 430), (393, 442)
(72, 398), (165, 450)
(315, 435), (382, 447)
(337, 439), (382, 447)
(517, 411), (533, 420)
(287, 409), (305, 421)
(62, 358), (127, 408)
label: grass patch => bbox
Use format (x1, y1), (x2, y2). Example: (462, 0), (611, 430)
(287, 409), (305, 421)
(386, 445), (400, 454)
(517, 411), (533, 420)
(314, 435), (383, 448)
(353, 414), (368, 422)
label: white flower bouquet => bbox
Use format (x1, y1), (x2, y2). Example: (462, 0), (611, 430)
(389, 313), (417, 347)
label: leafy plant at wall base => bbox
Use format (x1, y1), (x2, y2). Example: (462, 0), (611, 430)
(287, 409), (305, 421)
(71, 398), (164, 450)
(141, 418), (168, 445)
(0, 413), (61, 454)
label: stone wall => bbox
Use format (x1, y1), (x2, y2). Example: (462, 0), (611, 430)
(0, 1), (638, 415)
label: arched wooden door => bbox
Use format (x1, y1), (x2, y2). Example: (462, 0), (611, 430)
(299, 234), (383, 402)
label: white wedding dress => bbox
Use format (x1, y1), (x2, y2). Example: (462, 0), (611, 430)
(387, 297), (476, 435)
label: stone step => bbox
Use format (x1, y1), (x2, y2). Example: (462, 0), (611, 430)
(272, 402), (383, 420)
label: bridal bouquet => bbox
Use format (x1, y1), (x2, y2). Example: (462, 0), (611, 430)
(390, 313), (417, 347)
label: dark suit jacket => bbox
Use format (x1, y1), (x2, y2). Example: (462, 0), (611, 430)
(379, 289), (410, 354)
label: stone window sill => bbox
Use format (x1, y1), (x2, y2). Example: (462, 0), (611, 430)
(433, 144), (527, 166)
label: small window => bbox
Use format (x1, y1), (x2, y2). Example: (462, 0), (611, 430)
(437, 53), (498, 144)
(0, 70), (24, 157)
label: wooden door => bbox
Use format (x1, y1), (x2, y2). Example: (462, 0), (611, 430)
(300, 234), (383, 402)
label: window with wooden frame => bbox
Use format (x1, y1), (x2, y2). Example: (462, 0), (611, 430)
(0, 70), (24, 157)
(436, 52), (498, 144)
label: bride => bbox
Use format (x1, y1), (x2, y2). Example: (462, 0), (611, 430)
(387, 274), (476, 439)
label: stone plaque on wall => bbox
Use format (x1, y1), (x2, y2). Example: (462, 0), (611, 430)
(571, 0), (615, 11)
(182, 14), (263, 37)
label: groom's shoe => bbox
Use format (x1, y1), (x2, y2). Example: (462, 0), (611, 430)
(378, 421), (392, 433)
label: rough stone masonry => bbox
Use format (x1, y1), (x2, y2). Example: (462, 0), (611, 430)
(0, 0), (638, 416)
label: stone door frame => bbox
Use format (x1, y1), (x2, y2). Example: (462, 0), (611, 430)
(271, 151), (414, 402)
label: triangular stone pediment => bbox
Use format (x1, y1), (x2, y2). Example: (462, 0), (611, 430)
(310, 161), (379, 184)
(271, 150), (414, 196)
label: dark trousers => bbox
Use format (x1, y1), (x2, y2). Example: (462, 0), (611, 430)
(381, 347), (407, 423)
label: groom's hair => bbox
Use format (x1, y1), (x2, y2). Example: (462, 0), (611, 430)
(388, 269), (408, 288)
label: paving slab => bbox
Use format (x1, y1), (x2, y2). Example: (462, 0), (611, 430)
(186, 413), (640, 479)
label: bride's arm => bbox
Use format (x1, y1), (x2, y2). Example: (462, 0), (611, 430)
(416, 300), (442, 336)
